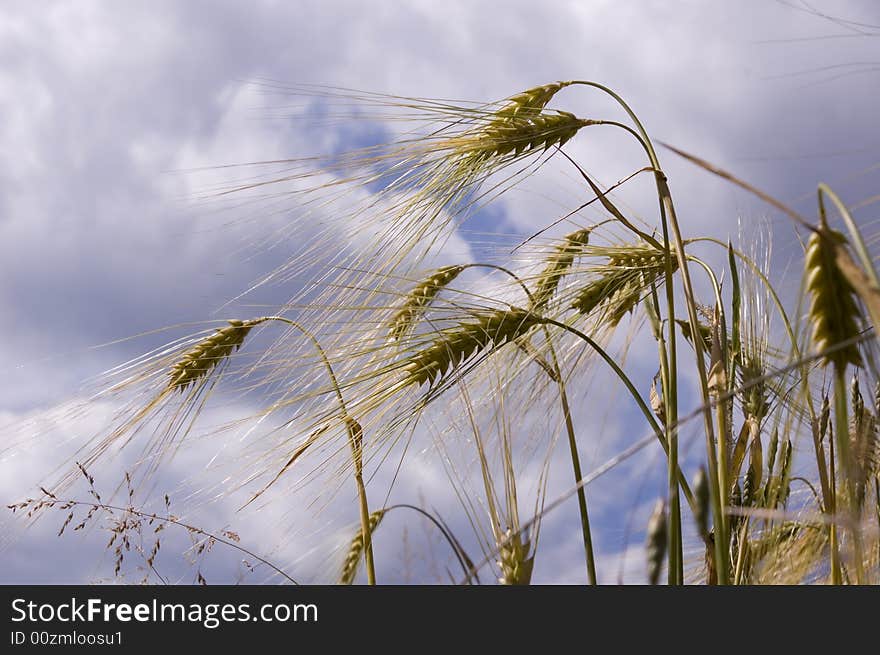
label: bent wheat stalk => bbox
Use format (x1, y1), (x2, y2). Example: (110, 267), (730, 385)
(268, 318), (378, 586)
(570, 81), (724, 584)
(169, 315), (379, 584)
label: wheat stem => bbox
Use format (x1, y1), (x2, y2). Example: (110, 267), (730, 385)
(262, 317), (377, 585)
(548, 340), (597, 584)
(644, 281), (680, 583)
(576, 81), (725, 583)
(537, 316), (697, 511)
(466, 264), (598, 584)
(833, 367), (866, 584)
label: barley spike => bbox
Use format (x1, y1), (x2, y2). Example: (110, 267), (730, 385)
(168, 319), (260, 391)
(389, 265), (465, 341)
(340, 509), (386, 585)
(402, 308), (540, 387)
(804, 228), (862, 368)
(646, 499), (667, 585)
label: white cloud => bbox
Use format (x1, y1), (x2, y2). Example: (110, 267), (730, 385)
(2, 0), (878, 582)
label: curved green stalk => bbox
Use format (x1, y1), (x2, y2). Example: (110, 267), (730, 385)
(537, 315), (696, 512)
(463, 264), (597, 584)
(568, 80), (723, 582)
(260, 316), (376, 585)
(829, 431), (841, 585)
(545, 339), (597, 584)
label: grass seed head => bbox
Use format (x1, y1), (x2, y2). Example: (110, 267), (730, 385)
(402, 307), (541, 387)
(340, 509), (385, 585)
(650, 376), (666, 425)
(740, 354), (770, 423)
(473, 81), (582, 161)
(389, 265), (465, 341)
(168, 319), (260, 392)
(497, 528), (534, 585)
(819, 394), (831, 443)
(572, 245), (672, 326)
(646, 499), (667, 585)
(766, 427), (779, 477)
(463, 110), (591, 162)
(805, 229), (863, 368)
(850, 376), (879, 506)
(531, 228), (591, 309)
(777, 439), (793, 507)
(496, 81), (573, 120)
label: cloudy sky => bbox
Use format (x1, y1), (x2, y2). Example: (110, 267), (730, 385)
(1, 0), (879, 584)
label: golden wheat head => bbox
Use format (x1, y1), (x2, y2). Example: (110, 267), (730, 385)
(572, 244), (672, 326)
(389, 265), (465, 341)
(401, 308), (541, 387)
(496, 81), (573, 119)
(168, 319), (260, 391)
(462, 111), (592, 163)
(804, 229), (862, 368)
(340, 509), (385, 585)
(497, 528), (534, 585)
(531, 228), (591, 309)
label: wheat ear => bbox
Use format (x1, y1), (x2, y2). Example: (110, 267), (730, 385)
(805, 228), (863, 368)
(340, 509), (386, 585)
(401, 308), (540, 387)
(531, 228), (591, 309)
(497, 528), (534, 585)
(458, 111), (594, 164)
(168, 319), (262, 391)
(495, 81), (574, 119)
(571, 245), (672, 326)
(389, 265), (465, 341)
